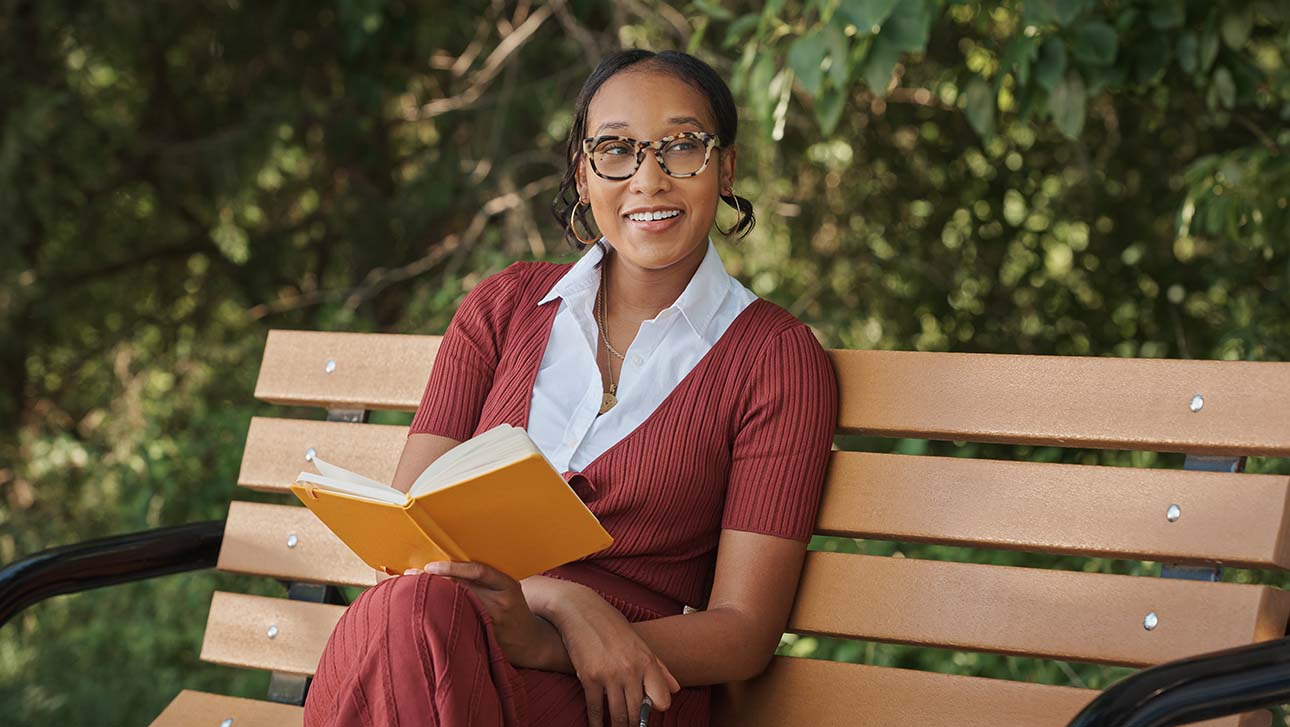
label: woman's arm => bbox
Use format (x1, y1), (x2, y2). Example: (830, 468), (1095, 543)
(635, 529), (804, 683)
(391, 432), (460, 493)
(525, 528), (805, 685)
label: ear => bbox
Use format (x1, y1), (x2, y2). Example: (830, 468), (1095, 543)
(574, 153), (588, 201)
(718, 147), (738, 194)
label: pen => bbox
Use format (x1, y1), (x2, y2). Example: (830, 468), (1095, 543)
(638, 695), (652, 727)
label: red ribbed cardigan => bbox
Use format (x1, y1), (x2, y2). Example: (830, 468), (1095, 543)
(410, 260), (838, 615)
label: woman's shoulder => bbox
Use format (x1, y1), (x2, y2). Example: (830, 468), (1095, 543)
(732, 297), (827, 353)
(460, 260), (575, 313)
(726, 298), (836, 395)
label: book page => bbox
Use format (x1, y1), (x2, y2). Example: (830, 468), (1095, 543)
(310, 456), (392, 491)
(409, 424), (543, 498)
(296, 472), (408, 505)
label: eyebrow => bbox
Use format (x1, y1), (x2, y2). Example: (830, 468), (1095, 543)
(592, 116), (710, 135)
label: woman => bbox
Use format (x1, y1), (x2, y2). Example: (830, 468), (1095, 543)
(303, 49), (837, 727)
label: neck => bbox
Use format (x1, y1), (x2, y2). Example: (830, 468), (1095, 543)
(601, 242), (707, 320)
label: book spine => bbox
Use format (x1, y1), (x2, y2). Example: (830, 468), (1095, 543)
(403, 503), (470, 562)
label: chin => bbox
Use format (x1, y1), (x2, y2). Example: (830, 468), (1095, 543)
(610, 232), (703, 270)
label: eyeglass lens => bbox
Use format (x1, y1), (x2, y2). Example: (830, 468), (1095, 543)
(591, 136), (708, 178)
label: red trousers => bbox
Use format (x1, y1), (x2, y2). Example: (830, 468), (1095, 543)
(302, 572), (710, 726)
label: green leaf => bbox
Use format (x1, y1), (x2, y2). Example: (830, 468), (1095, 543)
(788, 30), (827, 96)
(1177, 32), (1199, 74)
(836, 0), (900, 33)
(1035, 37), (1067, 90)
(723, 14), (760, 49)
(1200, 24), (1220, 72)
(1133, 33), (1171, 84)
(1048, 72), (1087, 139)
(1054, 0), (1092, 26)
(880, 0), (933, 52)
(861, 34), (902, 95)
(1148, 0), (1186, 29)
(998, 36), (1040, 91)
(964, 77), (995, 138)
(823, 22), (852, 88)
(1221, 6), (1254, 48)
(814, 84), (847, 135)
(692, 0), (735, 21)
(1071, 20), (1117, 66)
(1212, 66), (1236, 108)
(1024, 0), (1059, 26)
(749, 52), (777, 121)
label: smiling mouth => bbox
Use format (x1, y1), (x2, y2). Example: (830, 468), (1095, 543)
(626, 210), (682, 222)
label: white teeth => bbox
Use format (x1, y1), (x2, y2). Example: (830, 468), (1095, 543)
(628, 210), (680, 222)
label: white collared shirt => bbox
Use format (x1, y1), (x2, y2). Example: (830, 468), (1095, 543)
(529, 240), (758, 472)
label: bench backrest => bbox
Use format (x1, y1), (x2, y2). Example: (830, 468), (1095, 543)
(204, 330), (1290, 727)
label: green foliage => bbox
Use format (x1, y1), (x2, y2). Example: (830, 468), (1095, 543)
(2, 0), (1288, 724)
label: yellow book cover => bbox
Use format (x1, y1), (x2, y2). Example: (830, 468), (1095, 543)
(289, 426), (613, 580)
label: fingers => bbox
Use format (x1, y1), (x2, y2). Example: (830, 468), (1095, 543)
(623, 681), (644, 727)
(423, 560), (512, 590)
(662, 661), (681, 693)
(584, 683), (603, 727)
(642, 662), (675, 712)
(606, 687), (628, 727)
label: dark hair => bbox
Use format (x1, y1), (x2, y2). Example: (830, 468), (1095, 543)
(551, 50), (756, 249)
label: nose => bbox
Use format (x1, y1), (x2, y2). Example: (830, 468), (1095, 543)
(628, 148), (671, 196)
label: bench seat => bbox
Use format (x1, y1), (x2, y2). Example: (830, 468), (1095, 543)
(144, 330), (1290, 726)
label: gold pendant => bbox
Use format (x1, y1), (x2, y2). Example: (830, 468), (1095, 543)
(599, 391), (617, 415)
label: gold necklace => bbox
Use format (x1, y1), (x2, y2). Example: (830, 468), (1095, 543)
(597, 279), (619, 415)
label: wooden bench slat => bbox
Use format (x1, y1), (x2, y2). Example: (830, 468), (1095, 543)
(254, 330), (439, 410)
(202, 555), (1289, 678)
(218, 501), (379, 587)
(240, 417), (1290, 569)
(834, 350), (1290, 456)
(710, 656), (1265, 727)
(200, 592), (345, 675)
(791, 552), (1290, 667)
(238, 416), (405, 493)
(149, 689), (303, 727)
(819, 452), (1290, 570)
(252, 331), (1290, 455)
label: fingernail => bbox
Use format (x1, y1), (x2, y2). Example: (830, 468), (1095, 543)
(423, 562), (445, 574)
(403, 569), (419, 575)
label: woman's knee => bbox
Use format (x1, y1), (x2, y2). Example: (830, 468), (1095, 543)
(351, 573), (474, 641)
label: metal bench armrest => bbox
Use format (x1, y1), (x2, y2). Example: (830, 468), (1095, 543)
(1067, 635), (1290, 727)
(0, 520), (225, 628)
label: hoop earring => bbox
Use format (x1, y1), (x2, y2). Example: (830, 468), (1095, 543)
(716, 186), (744, 236)
(569, 200), (600, 246)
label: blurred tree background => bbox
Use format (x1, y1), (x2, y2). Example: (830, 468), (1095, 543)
(2, 0), (1288, 723)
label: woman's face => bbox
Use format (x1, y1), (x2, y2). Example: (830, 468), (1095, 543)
(577, 69), (735, 273)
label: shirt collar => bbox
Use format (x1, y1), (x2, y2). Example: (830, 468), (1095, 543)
(537, 239), (733, 345)
(538, 242), (605, 306)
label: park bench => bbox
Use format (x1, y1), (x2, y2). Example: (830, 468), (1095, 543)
(4, 328), (1290, 726)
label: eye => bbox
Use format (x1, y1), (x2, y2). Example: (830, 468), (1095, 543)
(595, 141), (634, 156)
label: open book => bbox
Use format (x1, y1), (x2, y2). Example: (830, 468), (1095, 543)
(290, 424), (613, 580)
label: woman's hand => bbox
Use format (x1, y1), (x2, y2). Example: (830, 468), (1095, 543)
(406, 561), (550, 666)
(543, 582), (681, 727)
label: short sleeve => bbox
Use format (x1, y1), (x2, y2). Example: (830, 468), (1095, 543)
(721, 324), (839, 541)
(409, 264), (527, 440)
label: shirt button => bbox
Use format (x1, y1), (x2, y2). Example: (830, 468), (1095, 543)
(631, 354), (643, 367)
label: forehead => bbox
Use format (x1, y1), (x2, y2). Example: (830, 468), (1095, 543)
(586, 69), (717, 136)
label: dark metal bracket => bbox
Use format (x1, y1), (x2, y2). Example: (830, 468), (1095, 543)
(1159, 455), (1245, 582)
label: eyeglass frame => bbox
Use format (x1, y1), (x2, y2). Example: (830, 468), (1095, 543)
(580, 131), (722, 181)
